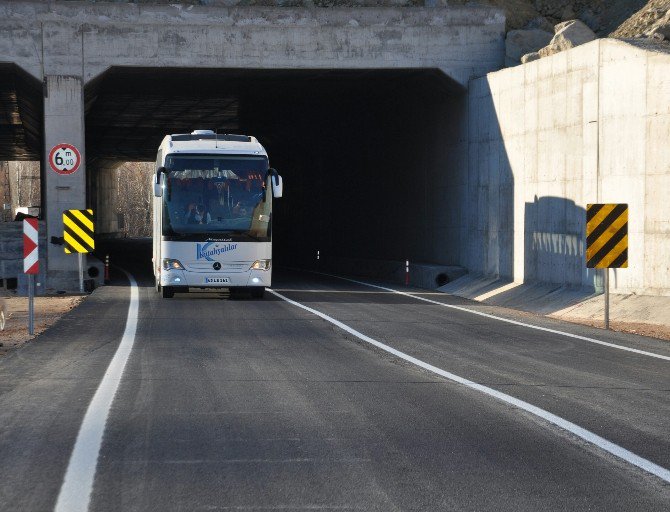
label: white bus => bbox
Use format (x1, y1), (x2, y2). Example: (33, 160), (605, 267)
(152, 130), (283, 298)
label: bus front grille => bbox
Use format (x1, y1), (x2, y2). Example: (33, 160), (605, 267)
(186, 261), (253, 273)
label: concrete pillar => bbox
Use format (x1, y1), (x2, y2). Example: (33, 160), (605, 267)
(43, 75), (86, 291)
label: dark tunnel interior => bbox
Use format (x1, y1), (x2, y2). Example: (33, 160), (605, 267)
(86, 67), (468, 269)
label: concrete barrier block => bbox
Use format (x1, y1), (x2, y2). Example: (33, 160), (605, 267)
(86, 255), (106, 288)
(1, 239), (22, 255)
(17, 270), (48, 296)
(0, 259), (21, 279)
(0, 250), (19, 260)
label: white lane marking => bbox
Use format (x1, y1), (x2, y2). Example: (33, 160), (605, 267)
(55, 270), (139, 512)
(308, 271), (670, 362)
(268, 289), (670, 484)
(272, 289), (406, 294)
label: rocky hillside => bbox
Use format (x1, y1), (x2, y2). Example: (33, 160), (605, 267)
(446, 1), (648, 35)
(477, 0), (670, 66)
(611, 0), (670, 38)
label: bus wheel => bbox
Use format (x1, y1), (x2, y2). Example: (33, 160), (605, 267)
(162, 286), (174, 299)
(251, 287), (265, 299)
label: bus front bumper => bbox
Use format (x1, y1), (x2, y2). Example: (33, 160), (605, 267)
(160, 269), (270, 288)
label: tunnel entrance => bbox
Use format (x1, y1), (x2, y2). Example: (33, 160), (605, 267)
(85, 67), (467, 271)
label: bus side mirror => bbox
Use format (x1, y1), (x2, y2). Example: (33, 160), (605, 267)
(271, 173), (283, 198)
(154, 167), (165, 197)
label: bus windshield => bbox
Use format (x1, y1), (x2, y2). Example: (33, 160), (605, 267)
(162, 155), (271, 239)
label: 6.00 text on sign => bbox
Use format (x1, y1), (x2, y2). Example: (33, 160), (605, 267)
(49, 143), (82, 175)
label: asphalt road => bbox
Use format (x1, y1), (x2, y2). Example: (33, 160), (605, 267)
(1, 239), (669, 511)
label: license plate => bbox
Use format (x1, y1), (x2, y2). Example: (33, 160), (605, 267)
(206, 277), (230, 284)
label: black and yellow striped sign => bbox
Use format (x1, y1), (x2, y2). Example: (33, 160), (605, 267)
(586, 203), (628, 268)
(63, 209), (95, 254)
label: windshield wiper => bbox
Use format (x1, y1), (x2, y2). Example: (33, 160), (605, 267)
(165, 231), (263, 241)
(233, 231), (261, 241)
(164, 232), (190, 240)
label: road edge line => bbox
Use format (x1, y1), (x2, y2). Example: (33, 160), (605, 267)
(268, 288), (670, 485)
(303, 270), (670, 362)
(54, 270), (139, 512)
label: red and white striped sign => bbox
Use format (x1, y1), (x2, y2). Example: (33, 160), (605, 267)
(23, 218), (38, 275)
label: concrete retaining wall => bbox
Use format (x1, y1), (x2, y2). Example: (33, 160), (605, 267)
(467, 39), (670, 296)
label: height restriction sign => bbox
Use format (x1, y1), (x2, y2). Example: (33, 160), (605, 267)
(49, 143), (81, 175)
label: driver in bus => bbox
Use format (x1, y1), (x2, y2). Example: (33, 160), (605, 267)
(232, 200), (247, 218)
(185, 203), (198, 224)
(195, 204), (211, 224)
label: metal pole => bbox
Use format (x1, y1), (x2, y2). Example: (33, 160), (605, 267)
(604, 268), (610, 330)
(78, 252), (84, 293)
(28, 274), (34, 335)
(104, 254), (110, 284)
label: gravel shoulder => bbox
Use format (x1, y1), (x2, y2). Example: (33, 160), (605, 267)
(0, 295), (85, 356)
(553, 316), (670, 341)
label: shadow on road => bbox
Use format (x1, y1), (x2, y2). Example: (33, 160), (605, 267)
(94, 238), (478, 306)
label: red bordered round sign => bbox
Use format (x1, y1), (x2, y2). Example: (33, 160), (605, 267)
(49, 143), (82, 175)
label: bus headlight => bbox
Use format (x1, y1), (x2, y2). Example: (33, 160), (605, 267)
(163, 258), (184, 270)
(250, 259), (271, 271)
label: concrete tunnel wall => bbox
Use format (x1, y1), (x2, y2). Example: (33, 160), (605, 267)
(96, 166), (121, 235)
(0, 2), (505, 84)
(468, 39), (670, 296)
(0, 1), (506, 290)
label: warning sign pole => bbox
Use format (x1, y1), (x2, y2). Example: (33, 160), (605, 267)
(604, 269), (610, 330)
(23, 218), (38, 335)
(62, 209), (95, 294)
(29, 274), (34, 335)
(78, 252), (84, 294)
(586, 203), (628, 331)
